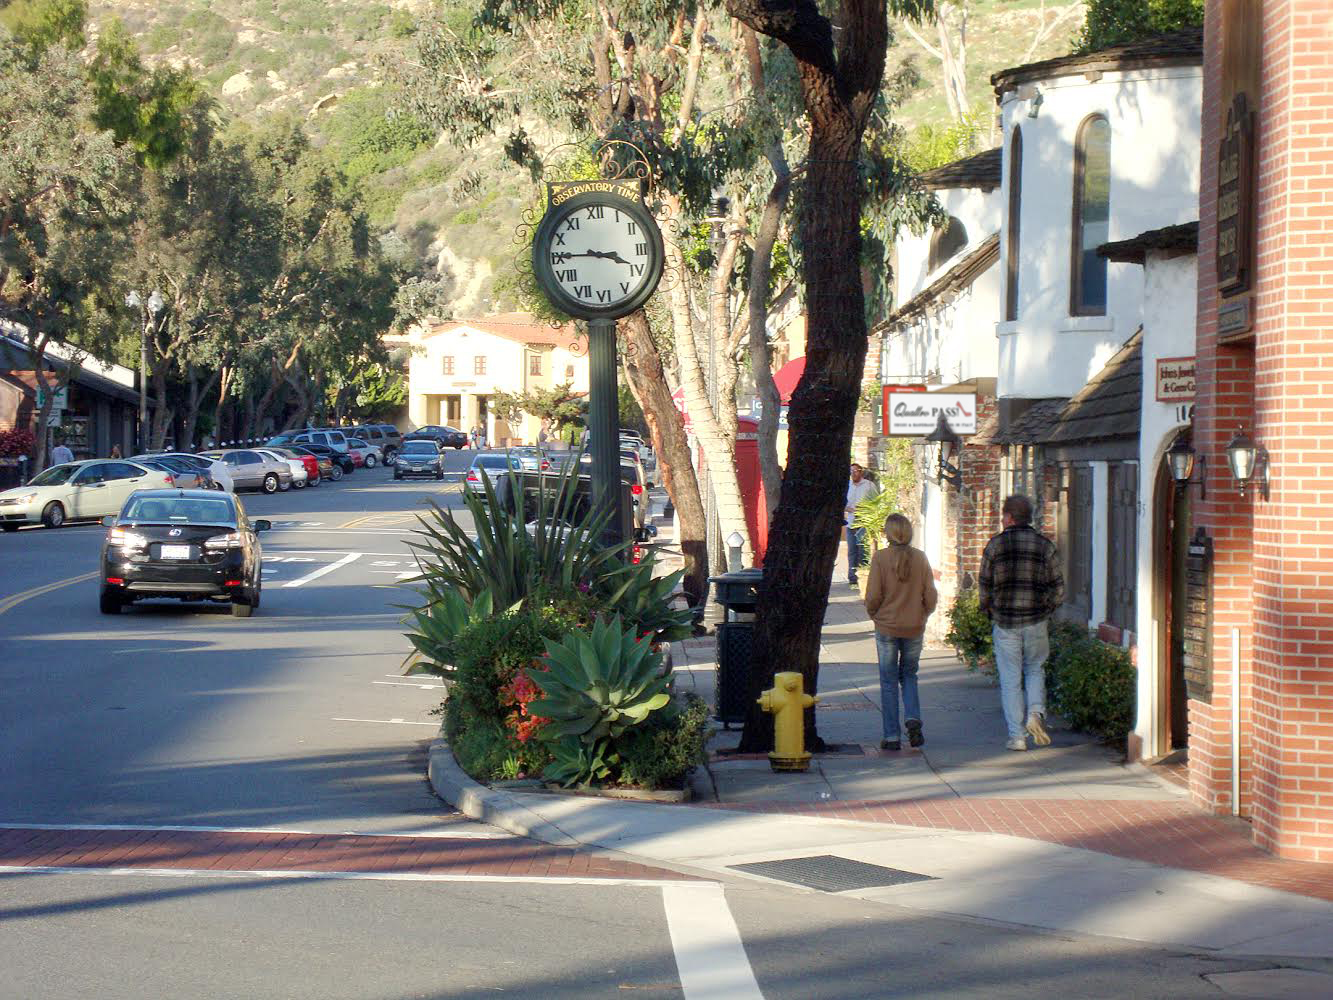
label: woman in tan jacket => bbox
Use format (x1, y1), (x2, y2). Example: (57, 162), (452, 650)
(863, 513), (938, 750)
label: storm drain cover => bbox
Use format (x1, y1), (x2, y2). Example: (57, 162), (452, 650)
(730, 855), (936, 892)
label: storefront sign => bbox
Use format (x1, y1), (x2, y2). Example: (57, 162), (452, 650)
(1155, 357), (1196, 402)
(1216, 93), (1255, 296)
(884, 391), (977, 436)
(1183, 527), (1214, 704)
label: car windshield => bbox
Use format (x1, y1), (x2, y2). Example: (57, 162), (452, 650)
(122, 496), (235, 524)
(270, 448), (301, 460)
(348, 439), (367, 448)
(30, 464), (77, 486)
(476, 456), (515, 469)
(402, 442), (438, 454)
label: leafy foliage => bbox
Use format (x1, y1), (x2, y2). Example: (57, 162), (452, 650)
(1045, 621), (1136, 745)
(616, 693), (712, 790)
(945, 589), (994, 673)
(1077, 0), (1202, 53)
(490, 381), (587, 434)
(543, 736), (618, 787)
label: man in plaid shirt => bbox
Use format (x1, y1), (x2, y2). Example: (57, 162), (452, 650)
(979, 494), (1064, 751)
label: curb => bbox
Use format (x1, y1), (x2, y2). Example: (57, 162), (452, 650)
(427, 738), (581, 847)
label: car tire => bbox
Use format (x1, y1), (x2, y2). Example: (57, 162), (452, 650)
(2, 523), (18, 532)
(393, 472), (402, 481)
(310, 474), (320, 487)
(41, 501), (65, 529)
(435, 471), (444, 480)
(250, 577), (261, 610)
(330, 464), (344, 481)
(262, 473), (279, 494)
(364, 454), (377, 468)
(384, 451), (396, 467)
(99, 588), (122, 615)
(293, 478), (305, 489)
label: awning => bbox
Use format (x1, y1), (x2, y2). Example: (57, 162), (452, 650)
(772, 356), (805, 404)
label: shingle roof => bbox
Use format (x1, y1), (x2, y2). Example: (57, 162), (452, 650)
(992, 27), (1204, 98)
(874, 234), (1000, 334)
(1099, 222), (1199, 263)
(917, 148), (1002, 192)
(996, 399), (1069, 444)
(1041, 329), (1143, 445)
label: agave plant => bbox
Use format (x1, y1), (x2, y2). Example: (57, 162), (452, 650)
(599, 556), (694, 644)
(529, 614), (674, 782)
(402, 586), (496, 683)
(543, 735), (618, 787)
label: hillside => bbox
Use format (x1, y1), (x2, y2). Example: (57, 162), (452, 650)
(92, 0), (1083, 318)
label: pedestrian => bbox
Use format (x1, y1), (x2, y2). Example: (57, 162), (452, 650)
(109, 443), (122, 459)
(50, 438), (74, 466)
(471, 424), (481, 449)
(978, 494), (1065, 751)
(843, 463), (879, 586)
(864, 513), (937, 751)
(537, 422), (550, 449)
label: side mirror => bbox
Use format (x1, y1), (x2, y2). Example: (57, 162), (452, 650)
(254, 519), (271, 533)
(101, 516), (115, 527)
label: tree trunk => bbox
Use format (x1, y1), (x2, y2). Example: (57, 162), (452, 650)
(212, 365), (234, 448)
(727, 0), (888, 753)
(151, 366), (173, 450)
(619, 309), (709, 605)
(181, 367), (219, 452)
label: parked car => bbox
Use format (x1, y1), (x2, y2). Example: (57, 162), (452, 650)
(345, 437), (383, 469)
(136, 457), (214, 491)
(0, 459), (175, 530)
(405, 425), (468, 449)
(393, 439), (445, 480)
(344, 425), (401, 465)
(294, 442), (353, 477)
(136, 452), (234, 493)
(288, 445), (336, 483)
(266, 446), (320, 487)
(198, 449), (292, 494)
(507, 446), (552, 472)
(268, 428), (350, 453)
(579, 454), (649, 538)
(99, 489), (269, 617)
(255, 447), (309, 489)
(464, 453), (523, 501)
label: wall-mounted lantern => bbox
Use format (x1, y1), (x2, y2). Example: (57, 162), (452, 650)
(1167, 432), (1206, 500)
(925, 413), (964, 490)
(1225, 428), (1269, 501)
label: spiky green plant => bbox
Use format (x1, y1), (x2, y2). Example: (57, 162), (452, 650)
(402, 587), (495, 683)
(543, 735), (618, 787)
(599, 558), (694, 644)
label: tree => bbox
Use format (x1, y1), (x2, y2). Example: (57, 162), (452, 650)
(725, 0), (932, 751)
(0, 0), (85, 64)
(491, 382), (586, 435)
(1077, 0), (1202, 53)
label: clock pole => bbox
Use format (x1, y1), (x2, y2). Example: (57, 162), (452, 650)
(587, 317), (623, 549)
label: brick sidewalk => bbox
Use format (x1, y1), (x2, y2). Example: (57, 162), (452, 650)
(702, 799), (1333, 902)
(0, 827), (694, 882)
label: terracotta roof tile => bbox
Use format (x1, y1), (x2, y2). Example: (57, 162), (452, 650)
(423, 314), (584, 349)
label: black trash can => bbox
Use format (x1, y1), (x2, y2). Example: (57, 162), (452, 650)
(709, 569), (764, 727)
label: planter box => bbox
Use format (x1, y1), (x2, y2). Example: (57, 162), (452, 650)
(490, 776), (691, 803)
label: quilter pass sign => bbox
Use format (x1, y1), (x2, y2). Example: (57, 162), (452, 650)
(885, 391), (977, 436)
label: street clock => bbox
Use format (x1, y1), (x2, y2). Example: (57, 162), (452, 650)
(532, 183), (664, 320)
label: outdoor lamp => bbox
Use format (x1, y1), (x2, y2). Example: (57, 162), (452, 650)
(925, 412), (963, 490)
(1225, 428), (1269, 501)
(1167, 432), (1206, 500)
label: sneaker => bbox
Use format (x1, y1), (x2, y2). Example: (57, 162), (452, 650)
(906, 719), (924, 748)
(1006, 737), (1028, 751)
(848, 577), (858, 586)
(1026, 712), (1051, 747)
(880, 740), (901, 751)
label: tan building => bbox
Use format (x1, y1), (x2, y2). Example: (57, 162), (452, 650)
(406, 314), (588, 445)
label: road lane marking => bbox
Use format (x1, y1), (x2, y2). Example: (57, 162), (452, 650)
(282, 551), (361, 588)
(0, 822), (504, 839)
(0, 866), (695, 888)
(373, 680), (443, 689)
(0, 571), (99, 616)
(663, 883), (764, 1000)
(332, 716), (438, 726)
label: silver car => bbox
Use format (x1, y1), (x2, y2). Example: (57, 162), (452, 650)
(0, 459), (175, 530)
(199, 449), (292, 494)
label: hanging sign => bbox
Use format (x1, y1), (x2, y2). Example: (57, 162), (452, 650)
(1155, 357), (1196, 402)
(885, 391), (977, 436)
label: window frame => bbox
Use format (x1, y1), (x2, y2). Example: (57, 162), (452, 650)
(1069, 114), (1111, 317)
(529, 353), (542, 376)
(474, 355), (487, 376)
(1004, 126), (1023, 322)
(442, 355), (455, 376)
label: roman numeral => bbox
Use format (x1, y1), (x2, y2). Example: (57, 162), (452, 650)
(614, 209), (622, 222)
(574, 285), (593, 299)
(596, 288), (612, 303)
(626, 221), (638, 235)
(554, 231), (566, 246)
(629, 263), (644, 277)
(620, 281), (631, 295)
(635, 242), (648, 256)
(585, 206), (604, 220)
(556, 268), (578, 282)
(563, 216), (580, 232)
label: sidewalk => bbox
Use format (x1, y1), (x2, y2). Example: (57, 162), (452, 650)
(430, 510), (1333, 966)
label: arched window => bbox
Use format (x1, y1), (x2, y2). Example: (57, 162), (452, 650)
(1005, 127), (1023, 322)
(928, 216), (969, 272)
(1071, 115), (1111, 314)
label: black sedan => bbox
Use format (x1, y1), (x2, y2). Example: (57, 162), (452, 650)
(393, 439), (446, 480)
(99, 490), (269, 618)
(295, 442), (354, 477)
(404, 425), (468, 449)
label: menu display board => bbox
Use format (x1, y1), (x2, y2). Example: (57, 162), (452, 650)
(1183, 527), (1214, 704)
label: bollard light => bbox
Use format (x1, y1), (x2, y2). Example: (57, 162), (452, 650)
(725, 530), (745, 572)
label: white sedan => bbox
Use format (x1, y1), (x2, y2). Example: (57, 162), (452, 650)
(255, 448), (308, 489)
(0, 459), (176, 530)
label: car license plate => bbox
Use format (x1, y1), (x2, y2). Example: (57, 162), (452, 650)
(161, 544), (191, 559)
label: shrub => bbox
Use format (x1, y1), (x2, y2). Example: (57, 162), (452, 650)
(1045, 626), (1136, 746)
(0, 428), (35, 458)
(617, 693), (712, 790)
(945, 590), (993, 672)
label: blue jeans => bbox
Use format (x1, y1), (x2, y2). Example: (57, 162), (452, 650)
(875, 634), (923, 742)
(846, 526), (866, 582)
(992, 621), (1049, 741)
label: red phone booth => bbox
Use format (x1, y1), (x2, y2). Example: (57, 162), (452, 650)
(734, 416), (768, 566)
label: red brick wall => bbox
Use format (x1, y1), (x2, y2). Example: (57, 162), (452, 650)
(955, 393), (1002, 591)
(1194, 0), (1333, 862)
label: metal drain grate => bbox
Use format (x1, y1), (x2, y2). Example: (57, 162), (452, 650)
(730, 855), (936, 892)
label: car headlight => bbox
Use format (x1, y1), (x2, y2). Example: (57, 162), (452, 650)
(6, 491), (38, 505)
(108, 527), (148, 550)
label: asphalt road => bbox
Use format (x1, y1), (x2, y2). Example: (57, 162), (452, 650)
(0, 450), (1265, 998)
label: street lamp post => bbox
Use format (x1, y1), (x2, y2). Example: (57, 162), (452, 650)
(126, 289), (164, 454)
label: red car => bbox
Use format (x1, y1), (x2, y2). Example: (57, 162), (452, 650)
(269, 446), (321, 486)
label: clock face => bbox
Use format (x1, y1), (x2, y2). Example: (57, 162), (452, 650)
(534, 192), (663, 319)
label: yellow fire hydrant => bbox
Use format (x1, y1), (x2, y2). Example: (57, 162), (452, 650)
(758, 671), (819, 772)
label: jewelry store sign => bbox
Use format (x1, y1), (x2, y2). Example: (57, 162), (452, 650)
(1155, 356), (1196, 402)
(885, 392), (977, 436)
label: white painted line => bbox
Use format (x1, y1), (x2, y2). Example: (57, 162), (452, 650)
(373, 681), (443, 690)
(662, 883), (764, 1000)
(332, 717), (438, 726)
(283, 551), (361, 588)
(0, 866), (698, 888)
(274, 550), (412, 557)
(0, 822), (503, 839)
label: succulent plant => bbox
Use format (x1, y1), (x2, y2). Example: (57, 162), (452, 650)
(543, 735), (618, 787)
